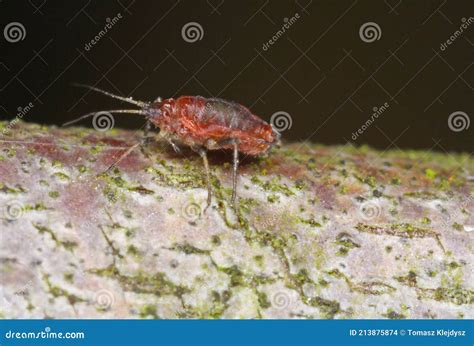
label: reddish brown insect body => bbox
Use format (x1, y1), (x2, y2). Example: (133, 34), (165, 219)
(65, 85), (280, 209)
(148, 96), (278, 156)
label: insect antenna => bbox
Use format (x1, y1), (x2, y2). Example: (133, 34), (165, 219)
(72, 83), (148, 108)
(62, 109), (148, 127)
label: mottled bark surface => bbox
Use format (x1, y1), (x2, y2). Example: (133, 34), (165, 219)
(0, 121), (473, 319)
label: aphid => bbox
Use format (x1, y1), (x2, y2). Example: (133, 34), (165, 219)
(64, 84), (281, 208)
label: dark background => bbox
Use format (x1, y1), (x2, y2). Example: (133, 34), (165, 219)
(1, 0), (472, 152)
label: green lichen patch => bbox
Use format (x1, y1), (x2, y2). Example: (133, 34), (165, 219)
(139, 304), (158, 318)
(48, 191), (60, 199)
(0, 183), (27, 194)
(89, 264), (189, 298)
(211, 235), (222, 246)
(334, 232), (360, 254)
(52, 172), (71, 181)
(127, 245), (141, 257)
(202, 290), (232, 318)
(384, 308), (406, 319)
(424, 168), (437, 180)
(352, 281), (396, 295)
(395, 270), (473, 305)
(23, 203), (49, 212)
(127, 185), (155, 195)
(253, 255), (264, 267)
(420, 287), (474, 306)
(257, 291), (271, 309)
(355, 223), (445, 252)
(33, 223), (77, 252)
(327, 268), (395, 295)
(395, 271), (418, 287)
(77, 164), (88, 173)
(403, 191), (442, 200)
(292, 268), (312, 286)
(99, 227), (124, 260)
(298, 217), (322, 228)
(251, 176), (295, 197)
(64, 272), (74, 283)
(306, 296), (340, 319)
(43, 274), (85, 305)
(97, 171), (155, 196)
(216, 265), (274, 288)
(171, 243), (210, 256)
(145, 166), (205, 190)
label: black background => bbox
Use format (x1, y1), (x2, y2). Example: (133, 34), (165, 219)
(1, 0), (472, 152)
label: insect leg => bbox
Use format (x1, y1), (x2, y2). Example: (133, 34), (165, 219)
(231, 140), (239, 206)
(101, 119), (152, 174)
(103, 142), (141, 174)
(155, 130), (181, 153)
(167, 139), (181, 153)
(198, 148), (212, 211)
(140, 119), (153, 146)
(138, 120), (158, 161)
(143, 119), (152, 138)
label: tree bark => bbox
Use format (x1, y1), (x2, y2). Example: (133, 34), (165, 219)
(0, 121), (472, 319)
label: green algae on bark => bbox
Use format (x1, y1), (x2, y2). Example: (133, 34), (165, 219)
(0, 121), (473, 319)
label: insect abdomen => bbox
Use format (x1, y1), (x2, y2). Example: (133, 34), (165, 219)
(157, 96), (276, 155)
